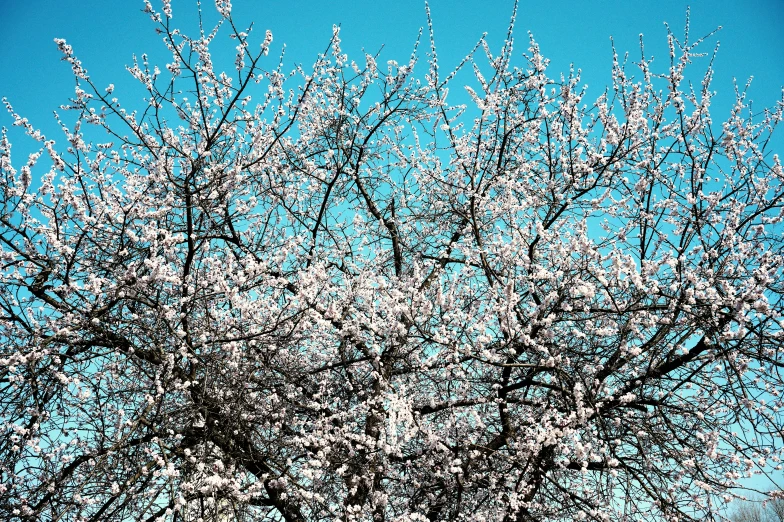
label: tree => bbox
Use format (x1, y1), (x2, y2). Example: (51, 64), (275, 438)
(730, 495), (784, 522)
(1, 1), (783, 520)
(731, 502), (767, 522)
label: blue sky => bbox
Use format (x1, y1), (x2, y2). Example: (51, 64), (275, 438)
(0, 0), (782, 149)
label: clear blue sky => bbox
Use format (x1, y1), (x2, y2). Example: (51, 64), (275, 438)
(0, 0), (782, 150)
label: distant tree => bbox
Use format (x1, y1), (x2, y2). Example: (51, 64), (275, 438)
(730, 495), (784, 522)
(1, 1), (783, 521)
(772, 498), (784, 522)
(731, 502), (766, 522)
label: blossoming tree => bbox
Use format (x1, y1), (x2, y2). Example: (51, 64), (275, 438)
(1, 1), (783, 520)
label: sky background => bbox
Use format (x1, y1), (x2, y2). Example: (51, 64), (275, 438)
(0, 0), (782, 152)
